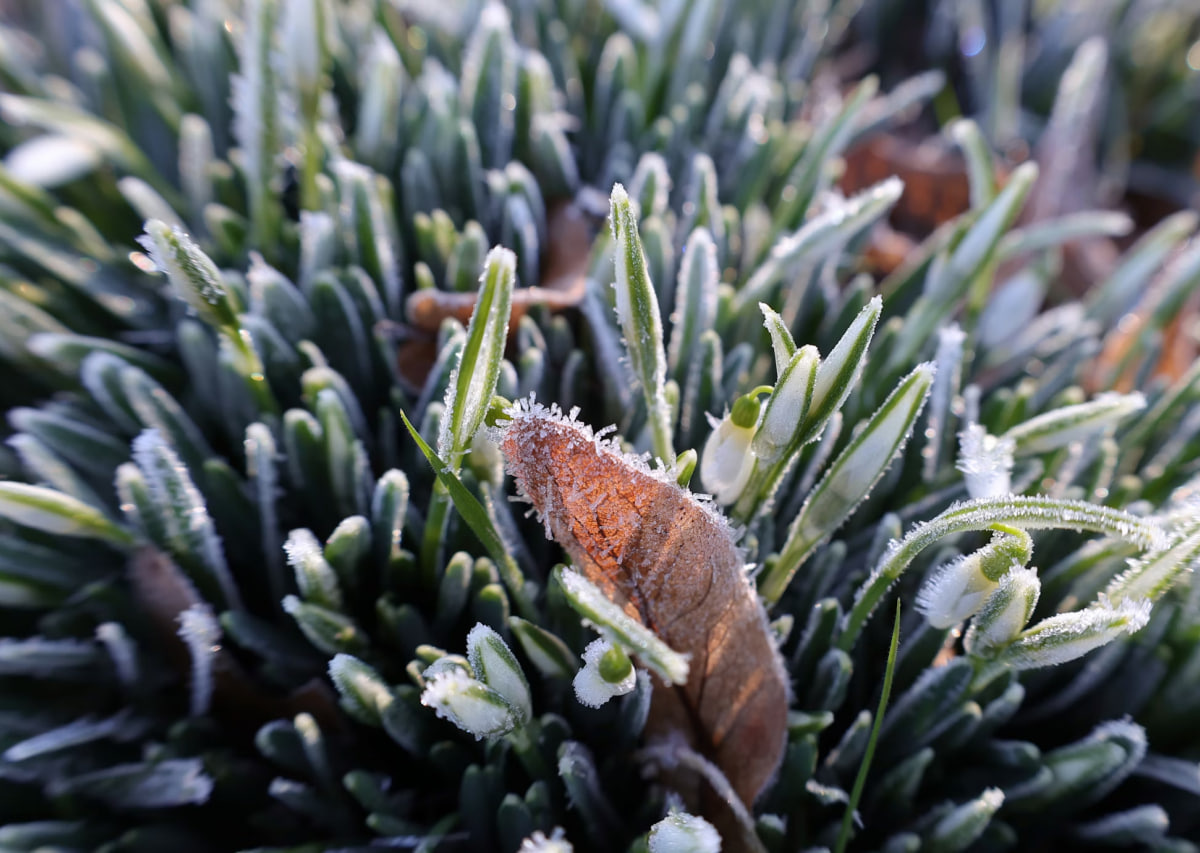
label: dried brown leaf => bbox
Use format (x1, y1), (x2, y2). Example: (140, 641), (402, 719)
(498, 401), (788, 808)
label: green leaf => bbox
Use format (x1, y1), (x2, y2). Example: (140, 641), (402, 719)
(555, 567), (688, 686)
(764, 363), (935, 604)
(609, 183), (674, 465)
(439, 247), (516, 471)
(328, 653), (394, 726)
(835, 600), (902, 853)
(400, 410), (535, 619)
(0, 482), (132, 545)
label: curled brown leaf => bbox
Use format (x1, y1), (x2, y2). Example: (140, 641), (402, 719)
(397, 201), (593, 388)
(497, 400), (788, 810)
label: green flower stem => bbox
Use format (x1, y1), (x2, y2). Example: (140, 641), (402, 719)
(837, 497), (1165, 652)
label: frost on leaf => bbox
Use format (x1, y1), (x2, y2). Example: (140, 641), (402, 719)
(497, 397), (787, 808)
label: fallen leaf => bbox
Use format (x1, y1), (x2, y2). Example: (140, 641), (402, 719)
(497, 399), (788, 809)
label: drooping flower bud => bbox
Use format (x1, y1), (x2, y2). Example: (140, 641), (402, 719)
(573, 638), (636, 708)
(700, 391), (762, 505)
(963, 565), (1041, 657)
(648, 811), (722, 853)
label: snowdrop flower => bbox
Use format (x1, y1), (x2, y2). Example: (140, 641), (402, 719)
(519, 828), (573, 852)
(649, 810), (722, 853)
(573, 638), (636, 708)
(964, 565), (1041, 657)
(700, 391), (763, 505)
(917, 552), (1000, 629)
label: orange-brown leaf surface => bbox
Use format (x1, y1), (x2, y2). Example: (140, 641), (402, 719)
(498, 400), (788, 808)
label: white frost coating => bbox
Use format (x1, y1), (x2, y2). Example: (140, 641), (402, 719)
(648, 811), (723, 853)
(284, 527), (343, 609)
(573, 638), (636, 708)
(1105, 527), (1200, 606)
(467, 623), (532, 723)
(518, 828), (574, 853)
(1002, 596), (1151, 670)
(760, 302), (796, 377)
(930, 788), (1005, 847)
(439, 246), (517, 465)
(558, 568), (691, 685)
(420, 668), (516, 740)
(964, 566), (1040, 656)
(700, 412), (757, 505)
(628, 153), (672, 220)
(957, 423), (1016, 499)
(132, 430), (243, 611)
(494, 396), (731, 535)
(609, 183), (672, 461)
(916, 553), (1000, 629)
(177, 603), (220, 717)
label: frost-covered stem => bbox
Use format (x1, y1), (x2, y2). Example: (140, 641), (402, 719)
(837, 496), (1164, 651)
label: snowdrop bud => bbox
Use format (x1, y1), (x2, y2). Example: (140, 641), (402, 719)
(999, 596), (1152, 670)
(700, 395), (761, 505)
(466, 623), (532, 725)
(917, 526), (1032, 629)
(753, 346), (819, 465)
(420, 667), (518, 740)
(917, 553), (998, 629)
(648, 811), (722, 853)
(964, 566), (1041, 657)
(957, 423), (1015, 498)
(573, 638), (636, 708)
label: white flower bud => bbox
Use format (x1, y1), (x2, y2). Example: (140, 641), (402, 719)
(700, 412), (757, 506)
(573, 638), (636, 708)
(753, 345), (819, 465)
(519, 828), (574, 852)
(648, 811), (722, 853)
(964, 565), (1041, 657)
(420, 668), (518, 740)
(917, 526), (1033, 629)
(916, 553), (999, 629)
